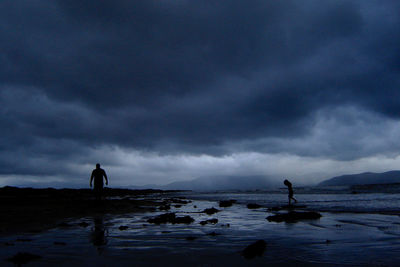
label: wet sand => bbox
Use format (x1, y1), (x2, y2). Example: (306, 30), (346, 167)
(1, 188), (400, 266)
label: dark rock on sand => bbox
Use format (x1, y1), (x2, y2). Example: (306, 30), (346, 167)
(242, 240), (267, 259)
(174, 205), (182, 208)
(78, 222), (89, 227)
(54, 241), (67, 246)
(119, 226), (129, 231)
(147, 213), (194, 224)
(266, 211), (322, 223)
(202, 207), (220, 215)
(57, 222), (73, 228)
(200, 218), (218, 225)
(16, 238), (33, 242)
(206, 232), (220, 236)
(6, 252), (42, 265)
(268, 205), (307, 211)
(219, 200), (236, 207)
(166, 198), (191, 204)
(247, 203), (262, 209)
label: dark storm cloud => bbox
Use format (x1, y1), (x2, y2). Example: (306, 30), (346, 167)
(1, 0), (400, 182)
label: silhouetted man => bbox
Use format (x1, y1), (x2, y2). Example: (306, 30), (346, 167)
(90, 163), (108, 200)
(284, 179), (297, 205)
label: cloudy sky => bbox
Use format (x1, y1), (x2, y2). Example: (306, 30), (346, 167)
(1, 0), (400, 188)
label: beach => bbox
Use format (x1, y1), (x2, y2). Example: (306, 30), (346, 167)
(1, 187), (400, 266)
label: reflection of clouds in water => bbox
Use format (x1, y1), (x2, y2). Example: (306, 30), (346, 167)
(90, 217), (108, 254)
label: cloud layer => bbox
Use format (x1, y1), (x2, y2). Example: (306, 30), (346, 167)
(1, 1), (400, 186)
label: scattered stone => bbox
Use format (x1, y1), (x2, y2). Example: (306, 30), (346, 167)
(78, 222), (89, 227)
(242, 240), (267, 259)
(206, 232), (220, 236)
(201, 207), (220, 215)
(185, 236), (197, 241)
(16, 238), (33, 242)
(335, 224), (342, 228)
(200, 218), (218, 225)
(54, 241), (67, 246)
(119, 226), (129, 231)
(57, 222), (73, 228)
(266, 211), (322, 223)
(194, 205), (197, 208)
(6, 252), (42, 265)
(268, 205), (307, 211)
(247, 203), (262, 209)
(174, 205), (182, 208)
(147, 213), (194, 224)
(219, 200), (236, 208)
(167, 198), (191, 204)
(220, 223), (230, 227)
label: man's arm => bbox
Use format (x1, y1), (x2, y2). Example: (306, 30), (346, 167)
(104, 170), (108, 186)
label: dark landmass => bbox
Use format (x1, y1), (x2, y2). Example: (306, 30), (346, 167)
(0, 186), (183, 236)
(136, 175), (280, 191)
(318, 170), (400, 186)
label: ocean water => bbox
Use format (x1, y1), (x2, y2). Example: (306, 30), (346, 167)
(1, 187), (400, 266)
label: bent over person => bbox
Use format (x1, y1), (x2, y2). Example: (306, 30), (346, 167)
(90, 163), (108, 200)
(284, 179), (297, 206)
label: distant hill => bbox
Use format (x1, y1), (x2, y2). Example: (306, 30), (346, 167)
(318, 170), (400, 186)
(133, 175), (279, 191)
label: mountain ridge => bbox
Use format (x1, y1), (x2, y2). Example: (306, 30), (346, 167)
(318, 170), (400, 186)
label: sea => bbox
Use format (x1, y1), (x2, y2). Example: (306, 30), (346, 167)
(1, 185), (400, 266)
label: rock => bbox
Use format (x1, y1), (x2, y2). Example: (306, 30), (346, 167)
(57, 222), (73, 228)
(247, 203), (262, 209)
(219, 200), (236, 207)
(268, 205), (307, 211)
(16, 238), (33, 242)
(242, 240), (267, 259)
(201, 207), (220, 215)
(6, 252), (42, 265)
(54, 241), (67, 246)
(4, 242), (14, 246)
(185, 236), (197, 241)
(174, 216), (195, 224)
(266, 211), (322, 223)
(166, 198), (191, 204)
(174, 205), (182, 208)
(119, 225), (129, 231)
(220, 223), (230, 227)
(200, 218), (218, 225)
(194, 205), (197, 208)
(206, 232), (220, 236)
(78, 222), (89, 227)
(147, 213), (194, 224)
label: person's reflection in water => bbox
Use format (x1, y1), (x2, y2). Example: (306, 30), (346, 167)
(90, 217), (108, 255)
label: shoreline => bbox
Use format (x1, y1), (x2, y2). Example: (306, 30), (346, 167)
(0, 186), (184, 236)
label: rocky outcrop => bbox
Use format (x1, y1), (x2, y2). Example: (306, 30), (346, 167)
(242, 240), (267, 259)
(266, 211), (322, 223)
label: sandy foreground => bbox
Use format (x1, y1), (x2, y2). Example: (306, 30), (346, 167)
(1, 187), (400, 266)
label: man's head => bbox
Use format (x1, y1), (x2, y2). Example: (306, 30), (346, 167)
(96, 163), (100, 169)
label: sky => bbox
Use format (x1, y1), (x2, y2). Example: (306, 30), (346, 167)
(1, 0), (400, 188)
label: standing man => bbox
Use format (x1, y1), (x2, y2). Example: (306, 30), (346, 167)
(90, 163), (108, 200)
